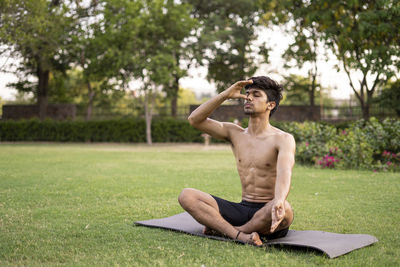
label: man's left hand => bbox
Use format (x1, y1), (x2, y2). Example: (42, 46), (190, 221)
(270, 199), (285, 232)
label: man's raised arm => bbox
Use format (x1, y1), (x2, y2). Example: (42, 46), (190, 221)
(188, 80), (252, 140)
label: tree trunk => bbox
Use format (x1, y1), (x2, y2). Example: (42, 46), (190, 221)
(310, 75), (316, 107)
(86, 81), (95, 121)
(171, 52), (181, 118)
(309, 67), (317, 107)
(342, 62), (370, 120)
(362, 89), (375, 120)
(170, 75), (179, 117)
(144, 90), (153, 145)
(362, 103), (369, 120)
(37, 66), (50, 120)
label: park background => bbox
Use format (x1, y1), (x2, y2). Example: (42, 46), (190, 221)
(0, 0), (399, 266)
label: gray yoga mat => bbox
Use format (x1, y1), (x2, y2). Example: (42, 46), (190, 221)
(135, 212), (378, 258)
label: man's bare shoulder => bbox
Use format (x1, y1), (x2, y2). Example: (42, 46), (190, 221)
(271, 127), (296, 148)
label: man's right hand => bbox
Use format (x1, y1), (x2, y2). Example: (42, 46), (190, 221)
(224, 80), (253, 100)
(270, 198), (285, 232)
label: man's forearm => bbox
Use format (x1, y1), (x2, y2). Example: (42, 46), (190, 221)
(274, 170), (291, 201)
(188, 91), (229, 125)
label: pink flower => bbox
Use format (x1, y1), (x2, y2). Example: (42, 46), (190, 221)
(305, 142), (309, 147)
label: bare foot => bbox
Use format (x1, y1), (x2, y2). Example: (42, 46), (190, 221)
(203, 226), (226, 237)
(236, 231), (263, 247)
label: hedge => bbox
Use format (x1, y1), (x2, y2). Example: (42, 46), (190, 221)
(1, 117), (399, 171)
(0, 118), (203, 143)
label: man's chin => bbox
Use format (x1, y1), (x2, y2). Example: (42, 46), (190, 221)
(244, 110), (254, 115)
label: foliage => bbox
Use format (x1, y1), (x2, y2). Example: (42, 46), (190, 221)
(131, 0), (197, 144)
(283, 121), (336, 165)
(374, 151), (400, 172)
(289, 118), (400, 171)
(374, 79), (400, 116)
(316, 151), (340, 169)
(71, 0), (144, 120)
(1, 116), (399, 171)
(0, 0), (80, 118)
(266, 0), (400, 119)
(0, 118), (202, 143)
(185, 0), (260, 93)
(325, 127), (374, 169)
(280, 74), (333, 107)
(258, 118), (399, 171)
(177, 88), (199, 107)
(262, 0), (325, 108)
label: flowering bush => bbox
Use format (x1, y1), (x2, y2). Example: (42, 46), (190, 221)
(281, 121), (336, 165)
(327, 124), (374, 169)
(374, 150), (400, 172)
(316, 148), (340, 168)
(257, 118), (400, 171)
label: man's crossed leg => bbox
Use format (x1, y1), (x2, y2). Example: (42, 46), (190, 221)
(178, 188), (294, 246)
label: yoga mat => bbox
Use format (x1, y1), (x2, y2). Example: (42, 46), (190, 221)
(135, 212), (378, 258)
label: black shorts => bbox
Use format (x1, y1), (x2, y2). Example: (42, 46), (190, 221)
(211, 195), (289, 239)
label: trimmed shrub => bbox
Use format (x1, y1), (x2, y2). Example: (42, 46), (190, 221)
(1, 117), (399, 171)
(0, 118), (202, 143)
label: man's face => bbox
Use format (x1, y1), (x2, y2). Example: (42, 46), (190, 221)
(244, 88), (274, 115)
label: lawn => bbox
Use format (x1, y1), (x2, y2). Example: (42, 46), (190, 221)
(0, 143), (399, 266)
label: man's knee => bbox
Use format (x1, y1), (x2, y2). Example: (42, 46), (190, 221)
(280, 201), (294, 229)
(178, 188), (197, 210)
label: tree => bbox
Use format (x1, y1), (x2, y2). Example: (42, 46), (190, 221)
(158, 1), (197, 118)
(141, 0), (196, 144)
(186, 0), (261, 93)
(273, 0), (400, 119)
(103, 0), (195, 144)
(74, 0), (144, 120)
(261, 0), (324, 108)
(0, 96), (3, 117)
(0, 0), (80, 119)
(280, 74), (333, 107)
(375, 79), (400, 116)
(282, 30), (322, 107)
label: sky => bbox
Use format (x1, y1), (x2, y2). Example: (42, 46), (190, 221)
(0, 27), (354, 101)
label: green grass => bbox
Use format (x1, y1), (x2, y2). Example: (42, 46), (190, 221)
(0, 143), (399, 266)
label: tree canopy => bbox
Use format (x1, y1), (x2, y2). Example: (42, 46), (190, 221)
(0, 0), (81, 119)
(1, 0), (399, 121)
(270, 0), (400, 118)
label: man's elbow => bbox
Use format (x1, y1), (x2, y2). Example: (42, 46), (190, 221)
(187, 114), (196, 126)
(188, 113), (204, 127)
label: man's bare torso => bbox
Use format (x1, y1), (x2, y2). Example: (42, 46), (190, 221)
(230, 125), (288, 203)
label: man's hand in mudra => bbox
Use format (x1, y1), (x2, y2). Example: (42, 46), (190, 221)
(224, 80), (253, 100)
(271, 199), (286, 232)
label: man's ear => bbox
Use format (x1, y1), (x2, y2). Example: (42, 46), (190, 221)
(267, 101), (276, 111)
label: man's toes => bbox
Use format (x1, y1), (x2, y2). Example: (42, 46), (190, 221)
(251, 232), (263, 247)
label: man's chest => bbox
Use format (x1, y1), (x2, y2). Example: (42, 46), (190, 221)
(231, 135), (278, 168)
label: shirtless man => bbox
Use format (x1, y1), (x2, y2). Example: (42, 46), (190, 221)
(178, 76), (295, 246)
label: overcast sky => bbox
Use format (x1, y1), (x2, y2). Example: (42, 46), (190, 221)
(0, 26), (354, 101)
